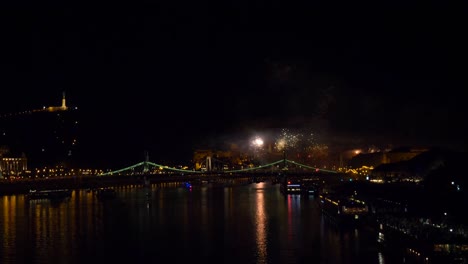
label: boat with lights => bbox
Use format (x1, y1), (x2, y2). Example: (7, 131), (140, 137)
(319, 192), (370, 227)
(26, 189), (72, 201)
(280, 177), (321, 196)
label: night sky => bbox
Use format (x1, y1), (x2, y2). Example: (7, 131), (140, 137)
(1, 2), (467, 167)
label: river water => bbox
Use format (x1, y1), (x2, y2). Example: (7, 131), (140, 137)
(0, 181), (415, 264)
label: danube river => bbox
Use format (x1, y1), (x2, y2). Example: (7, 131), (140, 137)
(1, 181), (417, 264)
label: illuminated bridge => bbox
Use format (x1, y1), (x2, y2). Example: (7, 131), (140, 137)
(89, 157), (348, 189)
(97, 158), (338, 177)
(0, 157), (348, 195)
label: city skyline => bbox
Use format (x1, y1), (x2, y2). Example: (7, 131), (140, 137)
(0, 96), (464, 174)
(1, 4), (467, 263)
(1, 2), (467, 167)
(0, 89), (465, 167)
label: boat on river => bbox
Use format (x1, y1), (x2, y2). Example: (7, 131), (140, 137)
(280, 177), (321, 195)
(26, 189), (72, 201)
(319, 192), (370, 227)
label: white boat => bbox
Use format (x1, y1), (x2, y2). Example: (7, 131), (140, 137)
(27, 189), (72, 200)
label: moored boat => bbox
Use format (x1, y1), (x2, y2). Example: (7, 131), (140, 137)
(319, 192), (370, 227)
(280, 177), (321, 195)
(280, 179), (302, 194)
(27, 189), (72, 200)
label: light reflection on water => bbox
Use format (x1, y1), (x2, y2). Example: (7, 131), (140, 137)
(0, 182), (409, 264)
(255, 183), (267, 264)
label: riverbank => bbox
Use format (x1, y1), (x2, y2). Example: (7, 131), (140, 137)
(0, 174), (263, 195)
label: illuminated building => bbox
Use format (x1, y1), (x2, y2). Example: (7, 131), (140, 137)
(44, 91), (68, 112)
(0, 92), (80, 168)
(0, 155), (27, 178)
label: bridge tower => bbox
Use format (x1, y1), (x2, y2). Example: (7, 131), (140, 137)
(283, 150), (287, 169)
(206, 156), (212, 171)
(143, 151), (149, 173)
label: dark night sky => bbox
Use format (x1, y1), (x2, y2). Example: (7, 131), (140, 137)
(1, 2), (467, 167)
